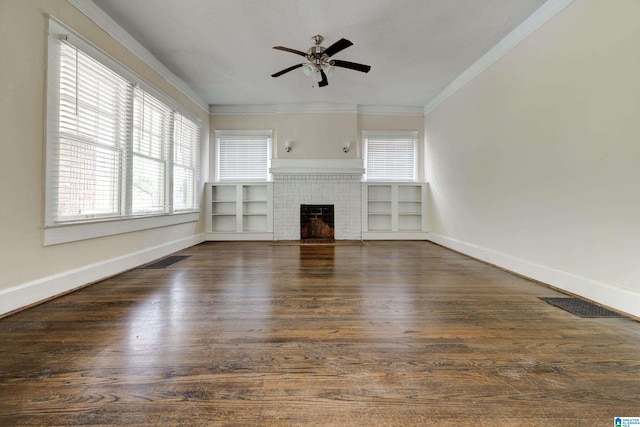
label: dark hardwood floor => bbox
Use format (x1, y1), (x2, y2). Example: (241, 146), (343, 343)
(1, 241), (639, 426)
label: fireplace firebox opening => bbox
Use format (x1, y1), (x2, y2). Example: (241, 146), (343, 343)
(300, 204), (334, 241)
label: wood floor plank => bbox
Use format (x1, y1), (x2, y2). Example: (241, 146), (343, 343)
(1, 241), (639, 425)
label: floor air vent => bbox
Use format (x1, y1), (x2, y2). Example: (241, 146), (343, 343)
(540, 297), (626, 318)
(141, 255), (190, 269)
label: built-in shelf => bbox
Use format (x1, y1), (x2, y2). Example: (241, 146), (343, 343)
(206, 181), (426, 241)
(362, 182), (428, 239)
(206, 182), (273, 240)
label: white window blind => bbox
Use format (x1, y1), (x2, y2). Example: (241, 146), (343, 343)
(216, 131), (271, 181)
(364, 131), (418, 181)
(173, 113), (200, 211)
(131, 88), (172, 214)
(46, 22), (201, 231)
(53, 42), (130, 221)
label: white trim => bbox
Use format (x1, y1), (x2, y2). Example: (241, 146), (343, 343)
(214, 130), (274, 137)
(44, 213), (200, 246)
(424, 0), (575, 114)
(0, 234), (206, 317)
(427, 233), (640, 318)
(211, 104), (362, 115)
(210, 105), (276, 115)
(363, 232), (429, 240)
(275, 103), (358, 114)
(357, 105), (424, 116)
(270, 159), (365, 175)
(210, 104), (426, 116)
(362, 130), (419, 139)
(45, 20), (63, 228)
(205, 232), (273, 241)
(65, 0), (208, 112)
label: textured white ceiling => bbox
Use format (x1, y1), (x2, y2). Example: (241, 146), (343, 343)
(92, 0), (547, 107)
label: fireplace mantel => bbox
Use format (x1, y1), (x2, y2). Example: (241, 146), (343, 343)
(270, 159), (364, 176)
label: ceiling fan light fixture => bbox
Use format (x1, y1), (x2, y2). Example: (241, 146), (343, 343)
(271, 35), (371, 88)
(302, 63), (315, 77)
(324, 65), (334, 78)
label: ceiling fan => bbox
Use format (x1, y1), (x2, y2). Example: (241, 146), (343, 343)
(271, 35), (371, 87)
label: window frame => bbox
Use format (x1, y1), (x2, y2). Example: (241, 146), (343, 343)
(214, 130), (273, 182)
(362, 131), (419, 182)
(44, 18), (201, 245)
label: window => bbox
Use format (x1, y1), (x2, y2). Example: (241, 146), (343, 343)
(53, 41), (129, 221)
(363, 131), (418, 181)
(131, 88), (173, 214)
(215, 130), (272, 181)
(45, 19), (201, 243)
(173, 113), (200, 211)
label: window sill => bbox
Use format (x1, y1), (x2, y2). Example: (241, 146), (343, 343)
(43, 212), (200, 246)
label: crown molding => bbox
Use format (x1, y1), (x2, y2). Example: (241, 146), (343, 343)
(66, 0), (208, 112)
(424, 0), (575, 115)
(276, 103), (358, 114)
(210, 104), (277, 115)
(210, 104), (424, 116)
(357, 105), (424, 116)
(210, 103), (359, 115)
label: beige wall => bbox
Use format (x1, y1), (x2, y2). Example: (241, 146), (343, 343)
(276, 113), (358, 160)
(210, 112), (424, 180)
(425, 0), (640, 304)
(0, 0), (209, 296)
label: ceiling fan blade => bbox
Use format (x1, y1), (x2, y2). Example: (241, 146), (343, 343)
(273, 46), (308, 57)
(271, 63), (304, 78)
(331, 59), (371, 73)
(318, 69), (329, 87)
(323, 38), (353, 57)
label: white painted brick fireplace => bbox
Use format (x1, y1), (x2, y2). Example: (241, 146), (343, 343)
(270, 159), (364, 241)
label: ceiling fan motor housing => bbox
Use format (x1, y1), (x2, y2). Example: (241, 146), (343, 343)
(308, 35), (331, 71)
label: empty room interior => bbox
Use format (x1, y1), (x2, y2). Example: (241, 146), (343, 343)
(1, 0), (639, 425)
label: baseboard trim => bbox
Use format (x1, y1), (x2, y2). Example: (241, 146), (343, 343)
(205, 232), (274, 241)
(0, 233), (206, 317)
(362, 231), (429, 240)
(427, 233), (640, 318)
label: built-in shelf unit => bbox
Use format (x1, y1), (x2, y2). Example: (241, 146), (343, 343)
(206, 182), (273, 240)
(362, 183), (428, 239)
